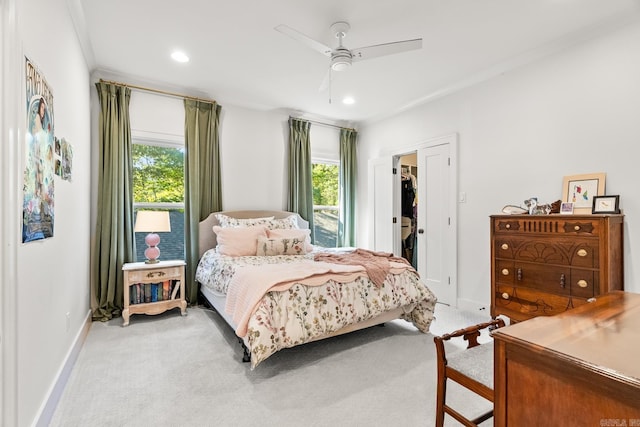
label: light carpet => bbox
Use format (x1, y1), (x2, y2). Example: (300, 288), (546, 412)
(49, 304), (494, 426)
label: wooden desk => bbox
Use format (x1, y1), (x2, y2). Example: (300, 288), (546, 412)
(493, 291), (640, 426)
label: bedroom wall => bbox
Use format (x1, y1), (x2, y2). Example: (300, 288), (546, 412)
(357, 18), (640, 307)
(122, 94), (341, 213)
(5, 0), (92, 425)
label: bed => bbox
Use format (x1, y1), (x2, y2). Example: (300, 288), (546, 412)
(195, 210), (437, 368)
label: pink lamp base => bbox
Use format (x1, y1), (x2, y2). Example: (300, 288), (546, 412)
(144, 233), (161, 263)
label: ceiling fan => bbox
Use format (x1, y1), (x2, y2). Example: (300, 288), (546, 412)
(275, 21), (422, 92)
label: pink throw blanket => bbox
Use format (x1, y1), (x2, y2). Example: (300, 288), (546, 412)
(314, 248), (413, 288)
(225, 258), (414, 337)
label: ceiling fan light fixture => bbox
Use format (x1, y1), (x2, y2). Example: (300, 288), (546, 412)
(342, 96), (355, 105)
(331, 52), (352, 71)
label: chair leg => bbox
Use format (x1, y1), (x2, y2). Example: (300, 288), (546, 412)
(435, 374), (446, 427)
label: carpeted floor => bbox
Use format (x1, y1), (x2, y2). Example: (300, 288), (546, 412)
(49, 303), (494, 426)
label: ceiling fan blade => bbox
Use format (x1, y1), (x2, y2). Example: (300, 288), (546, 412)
(351, 38), (422, 62)
(318, 68), (331, 92)
(275, 24), (333, 57)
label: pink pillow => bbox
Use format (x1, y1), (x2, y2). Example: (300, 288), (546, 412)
(212, 225), (267, 257)
(266, 228), (312, 252)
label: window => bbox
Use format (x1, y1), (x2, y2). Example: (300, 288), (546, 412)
(312, 161), (339, 247)
(132, 141), (185, 262)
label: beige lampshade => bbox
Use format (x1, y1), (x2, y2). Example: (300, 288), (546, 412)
(134, 211), (171, 233)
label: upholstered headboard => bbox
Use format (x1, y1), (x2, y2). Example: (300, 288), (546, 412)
(198, 210), (309, 259)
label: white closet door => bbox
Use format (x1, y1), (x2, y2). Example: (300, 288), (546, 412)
(417, 142), (457, 306)
(368, 156), (394, 253)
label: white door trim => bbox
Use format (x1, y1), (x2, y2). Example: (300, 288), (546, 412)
(381, 133), (458, 306)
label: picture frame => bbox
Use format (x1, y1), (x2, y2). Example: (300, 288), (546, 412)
(562, 173), (606, 215)
(560, 202), (574, 215)
(592, 195), (620, 214)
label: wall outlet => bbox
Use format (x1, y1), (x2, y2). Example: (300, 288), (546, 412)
(66, 312), (70, 332)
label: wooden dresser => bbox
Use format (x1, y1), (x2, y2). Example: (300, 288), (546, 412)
(493, 291), (640, 426)
(490, 214), (623, 322)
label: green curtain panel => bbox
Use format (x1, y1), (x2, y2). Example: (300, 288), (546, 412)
(92, 82), (135, 321)
(339, 128), (357, 247)
(287, 118), (315, 241)
(184, 99), (222, 304)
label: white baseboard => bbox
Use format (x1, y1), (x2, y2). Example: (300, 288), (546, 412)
(33, 309), (92, 427)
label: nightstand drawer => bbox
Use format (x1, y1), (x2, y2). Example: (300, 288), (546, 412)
(126, 266), (182, 283)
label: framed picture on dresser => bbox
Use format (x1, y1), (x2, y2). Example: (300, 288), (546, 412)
(562, 172), (606, 214)
(592, 195), (620, 214)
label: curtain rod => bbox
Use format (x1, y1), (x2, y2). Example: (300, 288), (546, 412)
(99, 79), (217, 104)
(291, 116), (356, 132)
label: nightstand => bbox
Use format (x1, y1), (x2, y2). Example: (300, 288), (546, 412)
(122, 260), (187, 326)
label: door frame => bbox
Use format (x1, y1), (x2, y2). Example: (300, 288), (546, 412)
(1, 0), (21, 424)
(385, 133), (458, 305)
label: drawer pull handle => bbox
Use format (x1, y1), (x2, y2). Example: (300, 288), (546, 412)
(146, 271), (166, 279)
(560, 273), (566, 288)
(501, 243), (509, 250)
(577, 249), (588, 257)
(574, 225), (581, 231)
(517, 268), (522, 281)
(501, 268), (509, 276)
(502, 292), (510, 300)
(577, 280), (588, 288)
(505, 224), (511, 229)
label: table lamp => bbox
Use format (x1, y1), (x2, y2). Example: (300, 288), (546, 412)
(134, 211), (171, 264)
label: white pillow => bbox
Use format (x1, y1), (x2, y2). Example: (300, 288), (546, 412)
(212, 225), (267, 256)
(263, 215), (299, 230)
(215, 214), (274, 228)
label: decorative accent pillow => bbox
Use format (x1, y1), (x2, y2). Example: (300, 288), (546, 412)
(212, 225), (267, 257)
(263, 215), (299, 230)
(256, 235), (309, 256)
(215, 214), (274, 228)
(266, 228), (312, 252)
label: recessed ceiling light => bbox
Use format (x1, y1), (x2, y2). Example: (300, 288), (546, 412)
(171, 51), (189, 63)
(342, 96), (355, 105)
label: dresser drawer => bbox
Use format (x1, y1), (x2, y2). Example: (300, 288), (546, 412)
(126, 266), (183, 283)
(493, 217), (602, 237)
(513, 262), (571, 296)
(495, 237), (598, 269)
(494, 285), (590, 319)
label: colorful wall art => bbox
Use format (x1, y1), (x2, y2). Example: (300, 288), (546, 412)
(23, 57), (55, 243)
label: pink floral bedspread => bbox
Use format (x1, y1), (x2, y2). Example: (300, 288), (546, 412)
(196, 248), (437, 368)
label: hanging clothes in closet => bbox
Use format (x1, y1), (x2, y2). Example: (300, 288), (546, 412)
(401, 167), (417, 266)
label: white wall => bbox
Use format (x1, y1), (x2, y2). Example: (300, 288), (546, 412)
(358, 19), (640, 307)
(219, 105), (290, 210)
(5, 0), (92, 425)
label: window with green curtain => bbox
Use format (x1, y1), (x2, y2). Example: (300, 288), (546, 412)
(312, 161), (339, 247)
(132, 141), (185, 263)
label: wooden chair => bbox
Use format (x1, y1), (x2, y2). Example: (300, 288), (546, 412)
(433, 318), (506, 427)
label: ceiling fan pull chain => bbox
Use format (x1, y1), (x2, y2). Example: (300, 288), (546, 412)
(328, 68), (332, 104)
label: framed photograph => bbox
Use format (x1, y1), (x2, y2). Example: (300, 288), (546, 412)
(560, 202), (574, 215)
(592, 195), (620, 214)
(562, 173), (606, 214)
